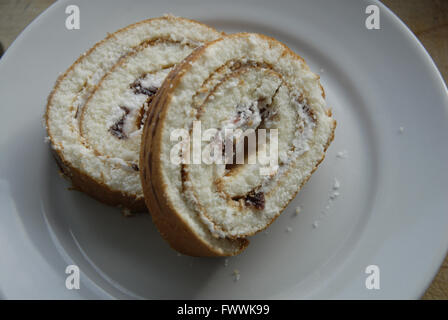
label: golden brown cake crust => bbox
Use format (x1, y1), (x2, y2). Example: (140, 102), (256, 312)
(51, 148), (147, 212)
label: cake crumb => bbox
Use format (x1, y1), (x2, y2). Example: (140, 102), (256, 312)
(285, 226), (293, 233)
(224, 258), (229, 267)
(177, 253), (182, 257)
(336, 150), (348, 159)
(320, 68), (325, 73)
(233, 269), (240, 282)
(333, 178), (340, 190)
(398, 126), (404, 134)
(121, 208), (133, 217)
(294, 205), (301, 216)
(312, 221), (319, 229)
(329, 191), (340, 200)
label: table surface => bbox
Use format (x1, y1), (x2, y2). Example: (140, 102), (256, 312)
(0, 0), (447, 299)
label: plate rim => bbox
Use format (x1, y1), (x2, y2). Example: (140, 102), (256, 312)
(0, 0), (447, 299)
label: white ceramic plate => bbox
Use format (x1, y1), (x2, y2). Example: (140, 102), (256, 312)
(0, 0), (447, 299)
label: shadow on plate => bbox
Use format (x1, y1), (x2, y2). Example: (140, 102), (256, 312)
(6, 123), (224, 299)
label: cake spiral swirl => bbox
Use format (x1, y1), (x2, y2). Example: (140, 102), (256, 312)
(45, 16), (222, 211)
(140, 33), (336, 255)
